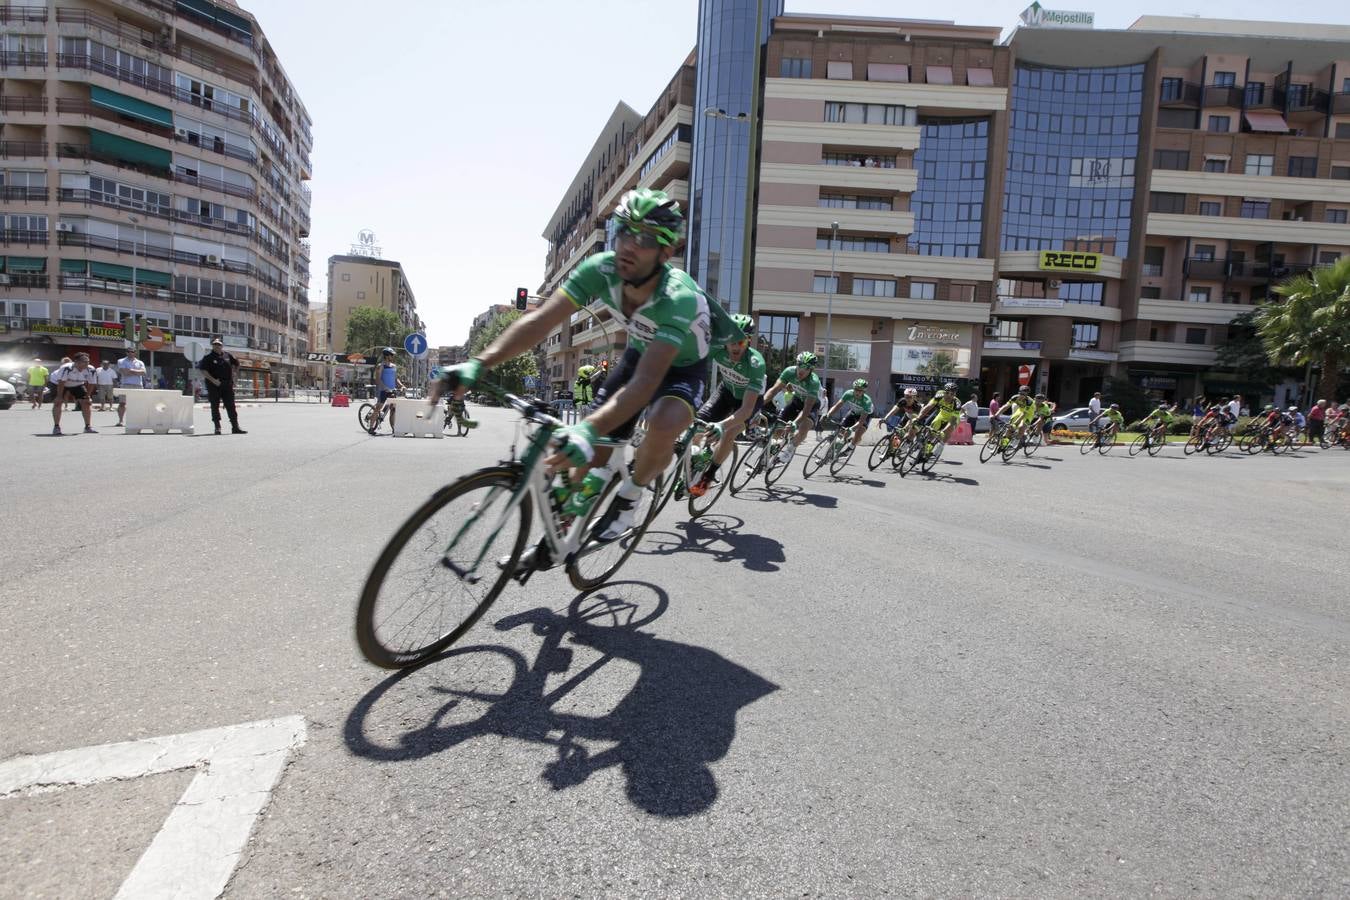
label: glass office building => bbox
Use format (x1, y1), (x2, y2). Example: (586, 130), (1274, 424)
(1001, 63), (1145, 257)
(911, 118), (990, 257)
(687, 0), (783, 312)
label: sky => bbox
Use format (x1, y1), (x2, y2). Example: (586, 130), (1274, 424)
(250, 0), (1347, 347)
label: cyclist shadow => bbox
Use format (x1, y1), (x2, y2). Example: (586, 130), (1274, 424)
(1000, 460), (1053, 470)
(830, 473), (887, 488)
(343, 582), (777, 818)
(741, 484), (840, 509)
(915, 472), (979, 486)
(638, 514), (786, 572)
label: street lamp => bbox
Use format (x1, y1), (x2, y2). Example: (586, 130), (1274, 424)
(126, 213), (142, 352)
(821, 220), (839, 403)
(701, 107), (750, 308)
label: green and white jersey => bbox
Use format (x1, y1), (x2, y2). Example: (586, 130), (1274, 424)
(710, 345), (766, 400)
(837, 390), (874, 417)
(775, 365), (821, 399)
(559, 253), (711, 367)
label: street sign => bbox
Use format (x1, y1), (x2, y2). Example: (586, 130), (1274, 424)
(429, 366), (443, 381)
(142, 326), (166, 351)
(1018, 364), (1036, 386)
(347, 353), (366, 363)
(404, 332), (429, 358)
(305, 352), (337, 362)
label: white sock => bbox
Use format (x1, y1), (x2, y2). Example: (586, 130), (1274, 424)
(617, 476), (644, 500)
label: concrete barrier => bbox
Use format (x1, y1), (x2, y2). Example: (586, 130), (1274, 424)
(395, 407), (443, 439)
(121, 389), (195, 435)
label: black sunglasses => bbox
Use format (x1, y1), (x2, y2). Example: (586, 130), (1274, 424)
(614, 227), (664, 250)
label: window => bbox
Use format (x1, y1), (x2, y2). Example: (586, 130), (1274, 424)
(1207, 115), (1230, 133)
(1244, 82), (1265, 105)
(853, 278), (896, 297)
(1212, 71), (1236, 87)
(926, 65), (953, 85)
(1154, 149), (1190, 170)
(1143, 247), (1165, 276)
(1320, 251), (1343, 265)
(1160, 77), (1183, 101)
(1244, 154), (1273, 176)
(1326, 209), (1348, 224)
(1184, 327), (1208, 344)
(1203, 158), (1227, 173)
(993, 319), (1023, 340)
(908, 281), (936, 300)
(1239, 199), (1270, 219)
(819, 194), (892, 210)
(812, 275), (838, 293)
(1286, 83), (1309, 107)
(1222, 292), (1241, 304)
(817, 235), (889, 253)
(341, 273), (351, 281)
(1140, 286), (1162, 299)
(1071, 323), (1100, 349)
(825, 340), (871, 371)
(1344, 77), (1350, 93)
(1060, 281), (1103, 305)
(1287, 156), (1318, 178)
(1199, 201), (1222, 217)
(1188, 286), (1211, 303)
(1337, 123), (1350, 140)
(823, 102), (916, 126)
(755, 315), (799, 381)
(949, 283), (975, 302)
(826, 60), (852, 80)
(1334, 166), (1350, 181)
(1149, 192), (1186, 214)
(1193, 244), (1216, 261)
(780, 58), (811, 78)
(1158, 108), (1198, 129)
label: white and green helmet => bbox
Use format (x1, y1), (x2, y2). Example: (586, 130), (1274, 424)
(614, 188), (684, 246)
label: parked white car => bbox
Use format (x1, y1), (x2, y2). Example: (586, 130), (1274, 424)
(1051, 406), (1097, 431)
(0, 378), (16, 410)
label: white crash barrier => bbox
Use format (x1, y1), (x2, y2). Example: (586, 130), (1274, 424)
(394, 406), (443, 439)
(120, 389), (195, 435)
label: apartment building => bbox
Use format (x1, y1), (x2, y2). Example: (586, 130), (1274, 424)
(0, 0), (313, 393)
(326, 254), (427, 383)
(539, 62), (696, 393)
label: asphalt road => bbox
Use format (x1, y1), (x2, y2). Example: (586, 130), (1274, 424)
(2, 400), (1348, 898)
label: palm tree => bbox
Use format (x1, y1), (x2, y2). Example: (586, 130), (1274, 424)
(1262, 256), (1350, 402)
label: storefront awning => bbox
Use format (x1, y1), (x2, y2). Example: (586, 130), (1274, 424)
(90, 86), (173, 128)
(1244, 111), (1289, 133)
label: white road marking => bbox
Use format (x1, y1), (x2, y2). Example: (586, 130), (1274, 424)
(0, 715), (306, 899)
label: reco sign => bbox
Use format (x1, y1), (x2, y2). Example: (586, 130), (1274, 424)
(1039, 251), (1101, 272)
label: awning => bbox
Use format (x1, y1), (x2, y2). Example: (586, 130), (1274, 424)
(60, 258), (88, 274)
(826, 60), (853, 80)
(89, 129), (173, 173)
(1244, 111), (1289, 133)
(5, 256), (47, 272)
(926, 65), (953, 85)
(966, 67), (995, 87)
(90, 261), (134, 281)
(136, 268), (171, 287)
(176, 0), (254, 38)
(867, 63), (908, 83)
(90, 86), (173, 128)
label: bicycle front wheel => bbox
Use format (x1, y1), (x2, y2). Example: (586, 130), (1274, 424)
(1184, 433), (1203, 455)
(764, 436), (794, 486)
(1001, 433), (1022, 462)
(980, 430), (1003, 464)
(357, 402), (376, 433)
(688, 443), (736, 518)
(1098, 433), (1116, 456)
(1022, 429), (1043, 457)
(1128, 434), (1148, 457)
(802, 435), (833, 479)
(1146, 433), (1165, 456)
(729, 440), (765, 495)
(867, 433), (892, 471)
(356, 467), (531, 669)
(1079, 433), (1097, 455)
(828, 438), (855, 476)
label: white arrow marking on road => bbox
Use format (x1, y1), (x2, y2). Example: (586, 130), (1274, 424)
(0, 715), (306, 899)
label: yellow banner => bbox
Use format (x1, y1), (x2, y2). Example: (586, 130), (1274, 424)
(1039, 250), (1101, 272)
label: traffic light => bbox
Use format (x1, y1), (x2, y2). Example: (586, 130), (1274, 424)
(515, 287), (529, 311)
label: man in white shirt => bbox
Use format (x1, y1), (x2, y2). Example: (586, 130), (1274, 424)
(1088, 392), (1102, 417)
(93, 360), (118, 411)
(1227, 394), (1241, 430)
(961, 394), (980, 432)
(53, 353), (98, 435)
(115, 348), (147, 427)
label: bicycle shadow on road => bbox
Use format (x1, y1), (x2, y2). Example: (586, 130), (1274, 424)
(343, 582), (778, 818)
(638, 514), (786, 572)
(829, 473), (888, 488)
(912, 472), (980, 486)
(736, 484), (840, 508)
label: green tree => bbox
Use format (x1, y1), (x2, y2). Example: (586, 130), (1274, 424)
(1103, 375), (1151, 423)
(345, 306), (407, 357)
(470, 310), (538, 392)
(917, 351), (957, 379)
(1263, 256), (1350, 401)
(1213, 309), (1287, 393)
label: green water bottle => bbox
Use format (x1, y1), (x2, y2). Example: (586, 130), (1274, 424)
(562, 467), (610, 517)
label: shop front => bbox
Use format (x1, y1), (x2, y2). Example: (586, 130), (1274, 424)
(889, 320), (975, 401)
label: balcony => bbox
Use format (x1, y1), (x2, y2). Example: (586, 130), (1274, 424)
(1225, 260), (1312, 283)
(0, 228), (49, 245)
(0, 5), (47, 23)
(1138, 296), (1257, 326)
(1203, 84), (1244, 108)
(56, 231), (288, 291)
(0, 273), (51, 289)
(982, 339), (1043, 359)
(1158, 81), (1201, 107)
(0, 95), (46, 114)
(56, 97), (174, 142)
(1286, 89), (1329, 117)
(0, 186), (48, 203)
(0, 51), (47, 68)
(1118, 339), (1218, 366)
(1335, 93), (1350, 116)
(1183, 257), (1226, 280)
(0, 140), (47, 159)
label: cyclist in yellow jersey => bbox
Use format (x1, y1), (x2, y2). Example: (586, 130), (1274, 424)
(1003, 385), (1038, 438)
(1031, 394), (1056, 435)
(916, 382), (964, 442)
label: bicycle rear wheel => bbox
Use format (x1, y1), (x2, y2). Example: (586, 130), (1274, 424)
(919, 441), (944, 474)
(356, 467), (531, 669)
(566, 471), (660, 591)
(688, 443), (736, 518)
(1022, 429), (1043, 457)
(802, 435), (833, 479)
(764, 434), (794, 486)
(867, 433), (892, 470)
(1001, 432), (1022, 462)
(729, 440), (765, 495)
(1128, 434), (1148, 456)
(828, 437), (855, 476)
(1097, 433), (1116, 455)
(1146, 432), (1165, 456)
(979, 429), (1003, 464)
(1184, 433), (1203, 455)
(1079, 432), (1097, 455)
(357, 402), (376, 433)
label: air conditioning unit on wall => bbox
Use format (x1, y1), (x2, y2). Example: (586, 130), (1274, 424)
(983, 325), (999, 337)
(57, 222), (74, 233)
(205, 254), (221, 265)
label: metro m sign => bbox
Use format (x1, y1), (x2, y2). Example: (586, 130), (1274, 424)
(1039, 250), (1101, 273)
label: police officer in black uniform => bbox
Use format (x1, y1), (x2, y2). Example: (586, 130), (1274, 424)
(198, 338), (247, 434)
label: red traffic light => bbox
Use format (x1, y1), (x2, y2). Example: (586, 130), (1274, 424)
(515, 287), (529, 310)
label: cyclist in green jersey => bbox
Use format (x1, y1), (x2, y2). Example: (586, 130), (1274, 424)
(1087, 403), (1124, 436)
(432, 187), (737, 546)
(761, 352), (822, 463)
(689, 313), (765, 497)
(1140, 401), (1175, 441)
(825, 378), (875, 451)
(573, 364), (598, 407)
(1003, 385), (1037, 437)
(1032, 394), (1057, 433)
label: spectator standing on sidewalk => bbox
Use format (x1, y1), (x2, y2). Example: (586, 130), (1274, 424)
(1307, 399), (1327, 445)
(988, 392), (1001, 422)
(198, 338), (247, 434)
(93, 360), (118, 411)
(52, 353), (97, 435)
(26, 356), (49, 409)
(115, 348), (147, 427)
(1088, 391), (1102, 418)
(961, 393), (979, 432)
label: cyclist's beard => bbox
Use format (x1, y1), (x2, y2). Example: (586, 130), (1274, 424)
(621, 257), (663, 288)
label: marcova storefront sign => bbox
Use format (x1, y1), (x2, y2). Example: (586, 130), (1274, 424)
(1019, 2), (1094, 28)
(1038, 251), (1101, 273)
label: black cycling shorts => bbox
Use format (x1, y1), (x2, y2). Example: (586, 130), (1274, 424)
(777, 397), (807, 424)
(839, 412), (867, 428)
(594, 346), (707, 441)
(697, 385), (762, 424)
